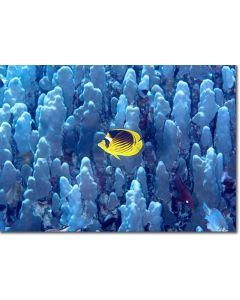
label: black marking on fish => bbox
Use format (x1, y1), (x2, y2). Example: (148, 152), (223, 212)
(115, 143), (132, 152)
(113, 140), (133, 153)
(113, 130), (133, 145)
(114, 139), (132, 147)
(142, 89), (148, 96)
(109, 129), (133, 143)
(109, 130), (121, 138)
(104, 138), (110, 148)
(113, 139), (132, 148)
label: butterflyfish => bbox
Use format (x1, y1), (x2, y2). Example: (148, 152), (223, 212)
(98, 129), (143, 160)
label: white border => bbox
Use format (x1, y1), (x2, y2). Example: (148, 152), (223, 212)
(0, 1), (239, 300)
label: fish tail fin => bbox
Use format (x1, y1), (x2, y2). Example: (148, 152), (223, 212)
(112, 153), (120, 160)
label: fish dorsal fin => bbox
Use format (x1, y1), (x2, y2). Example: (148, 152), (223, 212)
(109, 129), (133, 145)
(108, 129), (122, 138)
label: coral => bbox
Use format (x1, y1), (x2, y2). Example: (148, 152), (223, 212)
(107, 192), (120, 211)
(67, 185), (83, 231)
(190, 143), (201, 166)
(114, 167), (125, 197)
(222, 66), (235, 91)
(138, 75), (150, 98)
(153, 91), (170, 157)
(136, 166), (148, 198)
(10, 103), (28, 125)
(90, 65), (107, 93)
(39, 66), (60, 92)
(110, 65), (127, 82)
(118, 180), (149, 232)
(161, 65), (175, 80)
(61, 162), (70, 180)
(0, 65), (236, 232)
(21, 164), (32, 185)
(215, 106), (232, 165)
(214, 88), (224, 106)
(0, 103), (11, 125)
(113, 94), (128, 128)
(192, 146), (222, 209)
(200, 126), (212, 151)
(0, 122), (12, 165)
(63, 115), (78, 155)
(172, 82), (191, 151)
(33, 158), (52, 201)
(141, 65), (158, 87)
(53, 66), (75, 112)
(148, 201), (163, 232)
(51, 158), (62, 178)
(78, 165), (97, 205)
(123, 68), (137, 105)
(192, 84), (219, 128)
(3, 77), (25, 107)
(203, 147), (221, 208)
(8, 199), (42, 232)
(59, 176), (72, 199)
(0, 160), (17, 193)
(38, 86), (67, 157)
(52, 192), (61, 217)
(75, 157), (100, 230)
(189, 65), (212, 80)
(203, 202), (228, 232)
(73, 65), (84, 88)
(76, 99), (100, 160)
(155, 161), (171, 206)
(34, 137), (51, 164)
(125, 105), (140, 132)
(14, 112), (32, 155)
(160, 120), (179, 171)
(24, 176), (37, 202)
(80, 81), (103, 114)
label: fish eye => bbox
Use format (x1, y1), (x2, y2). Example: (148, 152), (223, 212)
(104, 138), (110, 148)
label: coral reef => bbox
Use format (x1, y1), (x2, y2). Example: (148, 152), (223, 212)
(0, 65), (236, 232)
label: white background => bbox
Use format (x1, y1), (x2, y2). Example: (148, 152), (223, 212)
(0, 1), (239, 299)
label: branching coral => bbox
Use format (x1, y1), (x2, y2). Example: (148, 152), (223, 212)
(0, 65), (236, 232)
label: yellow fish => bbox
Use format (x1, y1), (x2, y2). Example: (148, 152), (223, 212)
(98, 129), (143, 160)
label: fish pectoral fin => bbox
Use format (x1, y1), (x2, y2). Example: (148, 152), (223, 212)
(112, 153), (121, 160)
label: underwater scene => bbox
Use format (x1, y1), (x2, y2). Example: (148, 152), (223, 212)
(0, 65), (236, 232)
